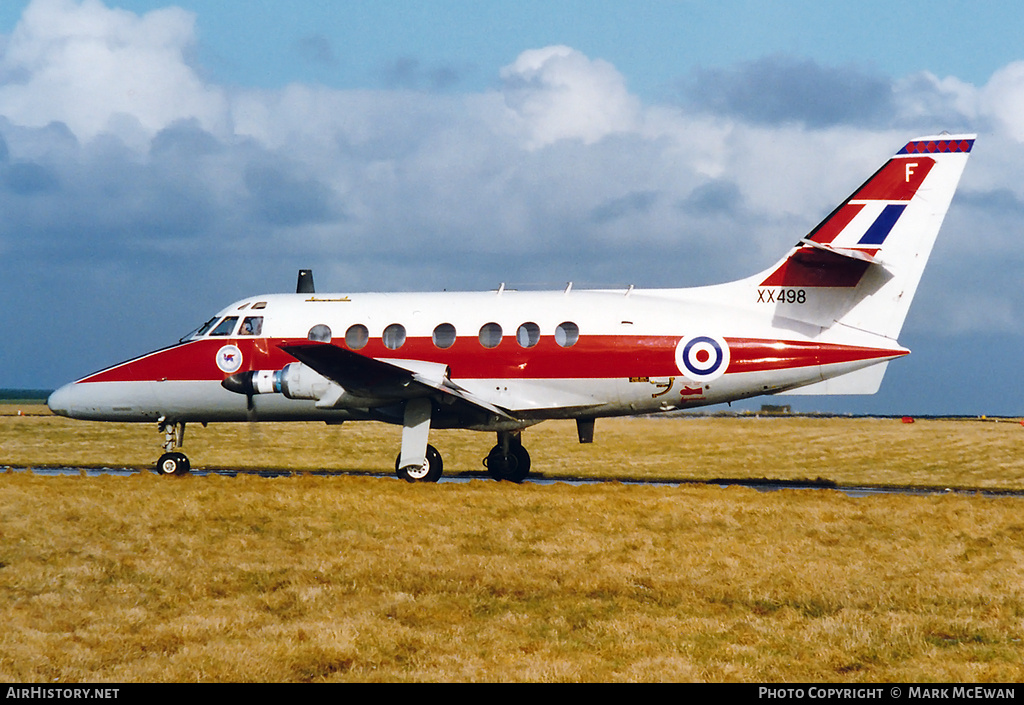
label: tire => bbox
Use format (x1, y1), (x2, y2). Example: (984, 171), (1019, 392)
(395, 444), (443, 483)
(157, 452), (191, 477)
(484, 443), (530, 483)
(509, 444), (531, 483)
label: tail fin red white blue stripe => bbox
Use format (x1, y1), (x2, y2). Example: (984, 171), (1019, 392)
(752, 133), (975, 340)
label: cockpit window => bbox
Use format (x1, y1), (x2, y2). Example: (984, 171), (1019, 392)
(210, 317), (239, 336)
(240, 317), (264, 336)
(194, 317), (219, 337)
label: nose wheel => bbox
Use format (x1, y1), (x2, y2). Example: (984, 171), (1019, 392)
(156, 419), (191, 476)
(157, 451), (191, 476)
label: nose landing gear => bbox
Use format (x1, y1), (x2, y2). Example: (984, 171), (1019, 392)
(156, 419), (190, 476)
(157, 451), (190, 476)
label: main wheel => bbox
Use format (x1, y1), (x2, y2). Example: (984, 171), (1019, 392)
(157, 452), (191, 477)
(510, 444), (531, 483)
(395, 444), (443, 483)
(484, 443), (531, 483)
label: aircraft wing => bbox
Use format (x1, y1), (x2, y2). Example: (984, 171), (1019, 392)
(279, 342), (518, 420)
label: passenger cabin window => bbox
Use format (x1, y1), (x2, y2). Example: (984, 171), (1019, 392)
(307, 324), (331, 342)
(345, 324), (368, 350)
(517, 322), (540, 348)
(555, 322), (580, 348)
(432, 323), (457, 349)
(479, 322), (502, 349)
(210, 317), (239, 336)
(383, 324), (407, 350)
(241, 317), (264, 336)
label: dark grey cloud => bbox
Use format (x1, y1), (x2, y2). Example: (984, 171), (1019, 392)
(957, 187), (1024, 216)
(150, 119), (223, 159)
(243, 160), (339, 228)
(680, 55), (895, 128)
(679, 180), (744, 217)
(2, 160), (59, 195)
(589, 190), (659, 224)
(380, 56), (465, 92)
(294, 34), (338, 67)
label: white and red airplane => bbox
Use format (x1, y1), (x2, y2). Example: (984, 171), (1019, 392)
(48, 133), (975, 481)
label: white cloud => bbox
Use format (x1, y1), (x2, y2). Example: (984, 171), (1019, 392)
(498, 45), (641, 149)
(0, 0), (228, 144)
(980, 61), (1024, 143)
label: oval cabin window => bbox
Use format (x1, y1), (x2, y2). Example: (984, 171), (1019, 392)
(383, 324), (407, 351)
(555, 322), (579, 348)
(307, 324), (331, 342)
(345, 324), (369, 350)
(433, 323), (457, 349)
(479, 322), (503, 349)
(517, 322), (540, 348)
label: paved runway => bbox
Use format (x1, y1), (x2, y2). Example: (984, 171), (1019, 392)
(6, 465), (1024, 498)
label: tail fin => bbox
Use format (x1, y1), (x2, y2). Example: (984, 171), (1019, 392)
(756, 133), (975, 340)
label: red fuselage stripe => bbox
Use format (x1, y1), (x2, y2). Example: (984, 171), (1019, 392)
(79, 336), (906, 384)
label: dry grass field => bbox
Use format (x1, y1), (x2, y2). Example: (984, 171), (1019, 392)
(3, 405), (1024, 489)
(2, 407), (1024, 682)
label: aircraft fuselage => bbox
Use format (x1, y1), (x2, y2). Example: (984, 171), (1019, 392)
(49, 288), (905, 428)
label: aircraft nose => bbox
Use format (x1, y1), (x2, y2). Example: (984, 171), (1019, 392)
(47, 383), (76, 418)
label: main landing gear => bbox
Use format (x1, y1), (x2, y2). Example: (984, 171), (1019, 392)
(392, 399), (532, 484)
(395, 444), (443, 483)
(156, 419), (190, 476)
(393, 432), (532, 484)
(483, 431), (531, 483)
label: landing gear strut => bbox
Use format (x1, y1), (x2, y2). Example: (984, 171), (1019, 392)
(484, 431), (531, 483)
(156, 419), (190, 476)
(395, 398), (444, 483)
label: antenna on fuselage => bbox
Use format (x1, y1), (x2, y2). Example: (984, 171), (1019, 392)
(297, 269), (315, 294)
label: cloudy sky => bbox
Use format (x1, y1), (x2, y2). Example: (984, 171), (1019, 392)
(1, 0), (1022, 415)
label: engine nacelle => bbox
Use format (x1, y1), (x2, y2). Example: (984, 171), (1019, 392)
(279, 362), (333, 401)
(222, 363), (336, 402)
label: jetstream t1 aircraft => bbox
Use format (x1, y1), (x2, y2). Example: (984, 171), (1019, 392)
(48, 133), (975, 481)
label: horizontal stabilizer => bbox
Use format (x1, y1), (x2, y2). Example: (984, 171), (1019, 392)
(797, 238), (886, 267)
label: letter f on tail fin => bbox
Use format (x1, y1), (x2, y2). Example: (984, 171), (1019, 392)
(759, 134), (975, 340)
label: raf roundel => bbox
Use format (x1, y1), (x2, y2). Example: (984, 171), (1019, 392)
(216, 345), (243, 374)
(675, 335), (730, 383)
